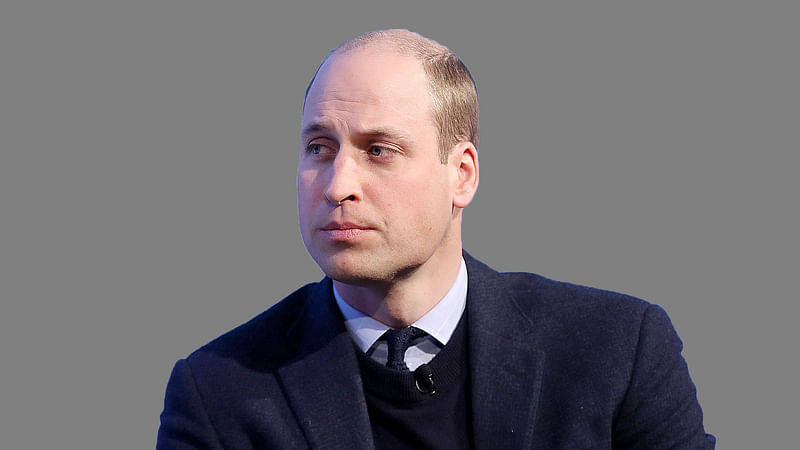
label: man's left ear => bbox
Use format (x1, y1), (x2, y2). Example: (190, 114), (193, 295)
(450, 141), (479, 209)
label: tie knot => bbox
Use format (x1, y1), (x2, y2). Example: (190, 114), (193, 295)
(382, 326), (427, 371)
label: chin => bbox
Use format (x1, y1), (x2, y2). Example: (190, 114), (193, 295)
(314, 252), (394, 285)
(323, 267), (387, 286)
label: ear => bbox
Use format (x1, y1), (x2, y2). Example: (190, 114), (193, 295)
(450, 141), (479, 209)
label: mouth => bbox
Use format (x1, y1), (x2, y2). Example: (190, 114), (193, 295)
(319, 221), (373, 241)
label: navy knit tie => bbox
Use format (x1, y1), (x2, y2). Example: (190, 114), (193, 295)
(382, 326), (427, 371)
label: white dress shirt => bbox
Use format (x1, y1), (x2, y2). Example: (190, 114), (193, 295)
(334, 257), (468, 371)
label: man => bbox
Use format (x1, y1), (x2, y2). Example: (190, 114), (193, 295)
(158, 29), (714, 449)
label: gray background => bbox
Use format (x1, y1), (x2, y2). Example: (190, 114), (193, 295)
(1, 1), (797, 448)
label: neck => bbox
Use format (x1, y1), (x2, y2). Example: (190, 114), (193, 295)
(334, 246), (463, 327)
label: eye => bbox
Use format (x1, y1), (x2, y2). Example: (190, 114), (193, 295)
(306, 142), (334, 156)
(368, 146), (393, 157)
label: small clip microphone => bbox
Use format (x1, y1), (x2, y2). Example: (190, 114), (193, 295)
(414, 363), (436, 395)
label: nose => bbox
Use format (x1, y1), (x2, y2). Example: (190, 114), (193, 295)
(323, 152), (361, 205)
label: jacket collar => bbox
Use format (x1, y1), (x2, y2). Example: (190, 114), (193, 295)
(277, 252), (543, 450)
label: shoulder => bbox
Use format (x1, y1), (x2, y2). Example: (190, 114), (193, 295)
(503, 269), (654, 321)
(183, 279), (330, 371)
(466, 252), (656, 326)
(509, 270), (667, 347)
(464, 252), (678, 363)
(159, 281), (330, 448)
(464, 252), (714, 447)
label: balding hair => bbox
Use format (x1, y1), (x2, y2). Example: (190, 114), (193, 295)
(305, 29), (478, 163)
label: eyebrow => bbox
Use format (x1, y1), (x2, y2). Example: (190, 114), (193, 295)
(363, 127), (412, 145)
(301, 122), (412, 146)
(300, 122), (331, 140)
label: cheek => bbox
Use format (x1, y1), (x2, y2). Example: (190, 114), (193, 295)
(396, 177), (452, 222)
(296, 175), (318, 227)
(297, 171), (320, 202)
(297, 168), (314, 188)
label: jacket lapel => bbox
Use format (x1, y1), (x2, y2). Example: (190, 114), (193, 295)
(465, 253), (544, 450)
(277, 255), (545, 450)
(277, 279), (374, 450)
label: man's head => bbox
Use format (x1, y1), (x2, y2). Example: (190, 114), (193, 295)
(297, 29), (479, 286)
(304, 29), (479, 164)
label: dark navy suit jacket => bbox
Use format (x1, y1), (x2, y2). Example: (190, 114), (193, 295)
(158, 252), (714, 449)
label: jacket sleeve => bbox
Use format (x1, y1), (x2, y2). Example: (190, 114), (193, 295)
(157, 359), (224, 450)
(612, 304), (716, 449)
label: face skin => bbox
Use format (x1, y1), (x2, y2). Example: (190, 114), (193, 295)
(298, 46), (478, 326)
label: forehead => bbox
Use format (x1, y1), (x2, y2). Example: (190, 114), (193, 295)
(303, 48), (434, 129)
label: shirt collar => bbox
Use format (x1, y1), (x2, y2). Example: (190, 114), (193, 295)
(334, 257), (468, 353)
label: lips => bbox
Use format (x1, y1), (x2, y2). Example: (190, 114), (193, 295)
(320, 220), (372, 230)
(319, 221), (373, 241)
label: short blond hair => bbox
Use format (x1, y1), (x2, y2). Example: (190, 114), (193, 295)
(305, 29), (479, 163)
